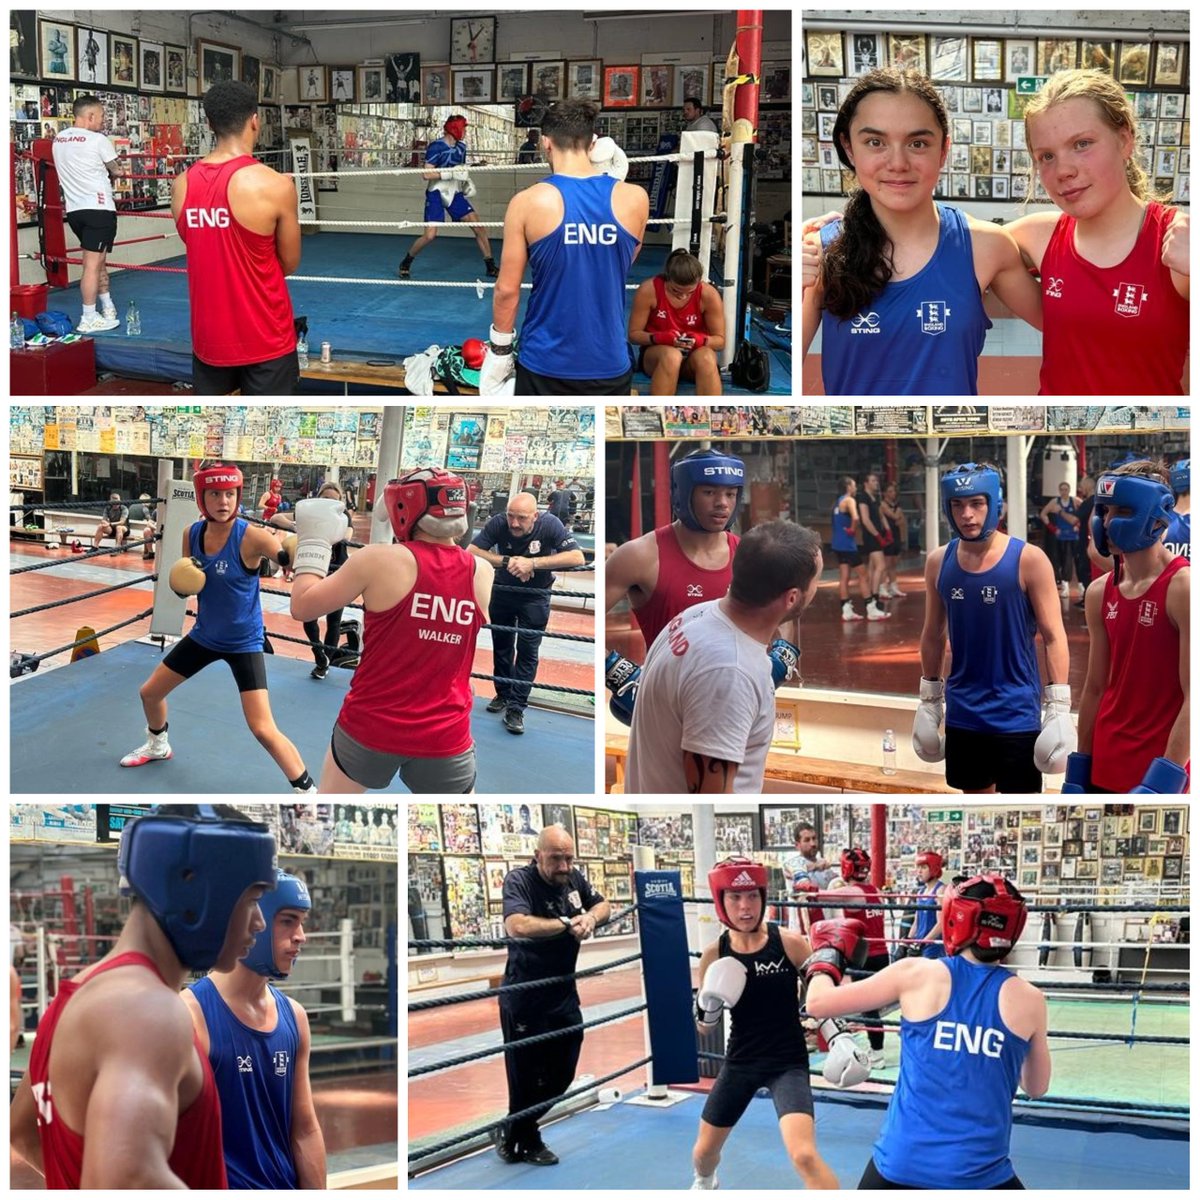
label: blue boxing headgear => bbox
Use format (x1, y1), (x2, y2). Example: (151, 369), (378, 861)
(1091, 472), (1174, 556)
(244, 869), (311, 979)
(671, 448), (745, 531)
(1170, 459), (1189, 496)
(941, 464), (1003, 540)
(118, 805), (277, 971)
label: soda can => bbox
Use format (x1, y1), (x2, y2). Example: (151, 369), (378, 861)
(320, 341), (331, 363)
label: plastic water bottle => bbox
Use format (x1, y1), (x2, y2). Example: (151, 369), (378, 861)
(126, 300), (141, 336)
(11, 311), (25, 349)
(882, 729), (897, 775)
(297, 331), (309, 369)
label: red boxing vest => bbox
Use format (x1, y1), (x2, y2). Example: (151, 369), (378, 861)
(1092, 556), (1189, 791)
(645, 275), (707, 339)
(1039, 202), (1189, 396)
(633, 525), (739, 652)
(835, 883), (888, 959)
(338, 541), (486, 757)
(28, 953), (227, 1189)
(176, 157), (295, 366)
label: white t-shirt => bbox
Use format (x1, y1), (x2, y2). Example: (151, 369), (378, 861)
(626, 598), (775, 794)
(51, 127), (117, 213)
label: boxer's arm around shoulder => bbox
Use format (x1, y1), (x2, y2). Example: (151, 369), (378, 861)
(10, 1072), (44, 1175)
(288, 1002), (327, 1188)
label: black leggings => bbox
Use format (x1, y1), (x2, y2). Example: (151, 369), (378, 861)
(304, 608), (344, 666)
(858, 1158), (1024, 1189)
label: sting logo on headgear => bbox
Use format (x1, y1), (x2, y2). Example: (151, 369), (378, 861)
(707, 856), (767, 930)
(1091, 471), (1174, 557)
(384, 467), (468, 542)
(193, 464), (244, 523)
(942, 874), (1027, 957)
(671, 448), (745, 532)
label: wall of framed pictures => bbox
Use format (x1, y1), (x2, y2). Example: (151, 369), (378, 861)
(801, 22), (1190, 208)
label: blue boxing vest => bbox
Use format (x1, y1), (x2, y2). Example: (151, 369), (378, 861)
(1164, 510), (1190, 561)
(189, 976), (301, 1189)
(819, 203), (991, 395)
(937, 537), (1041, 734)
(873, 955), (1029, 1188)
(1050, 497), (1078, 542)
(188, 518), (266, 654)
(831, 496), (858, 552)
(519, 175), (639, 379)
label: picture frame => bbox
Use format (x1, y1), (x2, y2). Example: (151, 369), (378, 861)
(930, 36), (969, 81)
(951, 172), (970, 197)
(1010, 173), (1029, 199)
(1159, 121), (1183, 146)
(39, 20), (77, 82)
(972, 121), (992, 146)
(419, 64), (450, 106)
(10, 12), (38, 80)
(297, 64), (327, 102)
(993, 119), (1011, 148)
(971, 38), (1002, 81)
(603, 65), (639, 109)
(1161, 93), (1185, 120)
(818, 112), (837, 140)
(640, 63), (673, 108)
(197, 38), (240, 92)
(817, 84), (839, 111)
(451, 15), (495, 66)
(846, 32), (882, 75)
(801, 137), (817, 163)
(496, 62), (529, 102)
(531, 60), (566, 101)
(971, 145), (992, 174)
(164, 43), (187, 95)
(974, 175), (993, 198)
(453, 66), (494, 104)
(962, 88), (982, 114)
(801, 109), (817, 135)
(139, 40), (164, 94)
(1119, 42), (1151, 86)
(110, 33), (137, 87)
(1080, 39), (1116, 75)
(802, 166), (822, 193)
(1004, 39), (1035, 82)
(952, 117), (973, 143)
(806, 31), (844, 78)
(242, 53), (261, 97)
(1154, 42), (1185, 88)
(888, 33), (926, 75)
(950, 143), (970, 170)
(711, 59), (727, 108)
(329, 67), (355, 103)
(675, 62), (710, 108)
(385, 53), (421, 102)
(76, 27), (109, 87)
(983, 87), (1004, 115)
(940, 85), (960, 113)
(515, 93), (552, 127)
(565, 58), (601, 102)
(261, 63), (281, 103)
(762, 62), (791, 104)
(1038, 38), (1077, 75)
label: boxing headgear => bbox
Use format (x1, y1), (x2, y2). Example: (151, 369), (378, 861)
(942, 874), (1027, 957)
(193, 464), (244, 523)
(1170, 459), (1190, 496)
(118, 805), (277, 971)
(384, 467), (468, 542)
(270, 478), (282, 494)
(916, 851), (943, 880)
(243, 869), (311, 979)
(444, 115), (468, 142)
(708, 856), (767, 930)
(941, 464), (1003, 540)
(671, 448), (745, 531)
(840, 847), (871, 883)
(1091, 472), (1174, 556)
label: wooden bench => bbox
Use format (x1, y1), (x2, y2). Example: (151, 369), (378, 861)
(605, 732), (958, 794)
(12, 509), (154, 550)
(300, 359), (642, 395)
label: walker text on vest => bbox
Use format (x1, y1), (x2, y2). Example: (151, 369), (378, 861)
(934, 1020), (1005, 1057)
(186, 208), (231, 228)
(564, 223), (619, 245)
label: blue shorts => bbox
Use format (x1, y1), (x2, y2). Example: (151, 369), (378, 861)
(425, 188), (474, 223)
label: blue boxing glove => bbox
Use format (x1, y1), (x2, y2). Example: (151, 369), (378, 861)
(1060, 752), (1092, 794)
(605, 650), (640, 726)
(1130, 757), (1189, 794)
(769, 638), (799, 688)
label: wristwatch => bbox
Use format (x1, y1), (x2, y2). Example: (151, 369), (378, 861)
(502, 555), (511, 569)
(558, 915), (573, 930)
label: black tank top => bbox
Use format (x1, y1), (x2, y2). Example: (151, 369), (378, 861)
(721, 922), (808, 1066)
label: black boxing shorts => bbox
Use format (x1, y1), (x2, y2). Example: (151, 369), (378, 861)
(861, 529), (882, 554)
(331, 722), (477, 793)
(67, 208), (118, 253)
(835, 549), (863, 568)
(516, 361), (633, 396)
(192, 349), (299, 397)
(162, 634), (269, 692)
(945, 726), (1041, 793)
(701, 1062), (813, 1127)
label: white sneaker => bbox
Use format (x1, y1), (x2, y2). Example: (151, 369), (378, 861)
(866, 601), (891, 620)
(120, 727), (172, 767)
(869, 1050), (886, 1070)
(1058, 581), (1069, 596)
(293, 781), (319, 793)
(77, 312), (119, 334)
(887, 582), (906, 597)
(691, 1174), (719, 1190)
(842, 602), (864, 622)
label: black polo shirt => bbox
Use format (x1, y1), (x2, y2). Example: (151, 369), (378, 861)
(472, 511), (578, 591)
(501, 862), (605, 1014)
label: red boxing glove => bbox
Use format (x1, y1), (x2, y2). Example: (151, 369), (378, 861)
(803, 918), (869, 985)
(687, 332), (708, 348)
(878, 526), (893, 547)
(651, 331), (678, 346)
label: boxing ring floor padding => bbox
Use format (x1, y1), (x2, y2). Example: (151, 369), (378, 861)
(47, 234), (790, 395)
(9, 639), (594, 795)
(409, 1087), (1188, 1190)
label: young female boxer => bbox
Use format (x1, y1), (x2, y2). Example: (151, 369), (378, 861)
(1007, 70), (1189, 395)
(801, 69), (1042, 395)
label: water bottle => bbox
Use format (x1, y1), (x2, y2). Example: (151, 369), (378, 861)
(882, 728), (897, 775)
(126, 300), (141, 336)
(11, 311), (25, 349)
(297, 331), (309, 369)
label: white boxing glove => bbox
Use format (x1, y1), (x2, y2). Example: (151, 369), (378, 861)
(1033, 683), (1076, 774)
(292, 498), (350, 578)
(462, 177), (477, 199)
(696, 957), (747, 1026)
(819, 1020), (871, 1087)
(442, 166), (471, 182)
(912, 677), (946, 763)
(479, 324), (516, 396)
(590, 135), (630, 181)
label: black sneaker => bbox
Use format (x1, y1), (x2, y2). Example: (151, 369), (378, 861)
(398, 258), (413, 279)
(486, 695), (507, 713)
(522, 1142), (558, 1166)
(311, 663), (329, 680)
(485, 258), (500, 278)
(490, 1126), (521, 1164)
(503, 707), (525, 735)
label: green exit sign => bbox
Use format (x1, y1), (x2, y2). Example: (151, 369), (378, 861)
(1017, 76), (1048, 94)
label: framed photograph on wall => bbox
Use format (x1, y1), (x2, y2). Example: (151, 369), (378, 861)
(260, 63), (281, 103)
(139, 40), (165, 93)
(1080, 39), (1115, 74)
(952, 117), (972, 143)
(931, 36), (969, 81)
(76, 27), (108, 87)
(497, 62), (528, 102)
(1154, 42), (1185, 87)
(531, 60), (565, 101)
(39, 20), (76, 82)
(641, 63), (673, 107)
(242, 53), (261, 97)
(675, 62), (710, 107)
(962, 88), (982, 114)
(888, 33), (926, 75)
(603, 64), (639, 108)
(1038, 39), (1077, 74)
(1119, 42), (1151, 86)
(298, 64), (327, 102)
(111, 33), (138, 87)
(11, 11), (38, 79)
(762, 63), (790, 103)
(165, 43), (187, 94)
(566, 58), (602, 101)
(1004, 39), (1035, 82)
(420, 64), (450, 105)
(847, 32), (882, 74)
(817, 83), (839, 111)
(711, 59), (727, 107)
(806, 31), (844, 77)
(973, 39), (1003, 81)
(386, 53), (420, 101)
(198, 38), (239, 91)
(453, 67), (494, 104)
(329, 67), (354, 102)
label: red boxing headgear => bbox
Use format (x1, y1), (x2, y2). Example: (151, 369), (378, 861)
(269, 478), (282, 493)
(708, 856), (767, 930)
(916, 850), (943, 880)
(444, 115), (467, 141)
(193, 464), (243, 522)
(840, 847), (871, 882)
(461, 338), (486, 369)
(384, 467), (467, 542)
(942, 874), (1027, 957)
